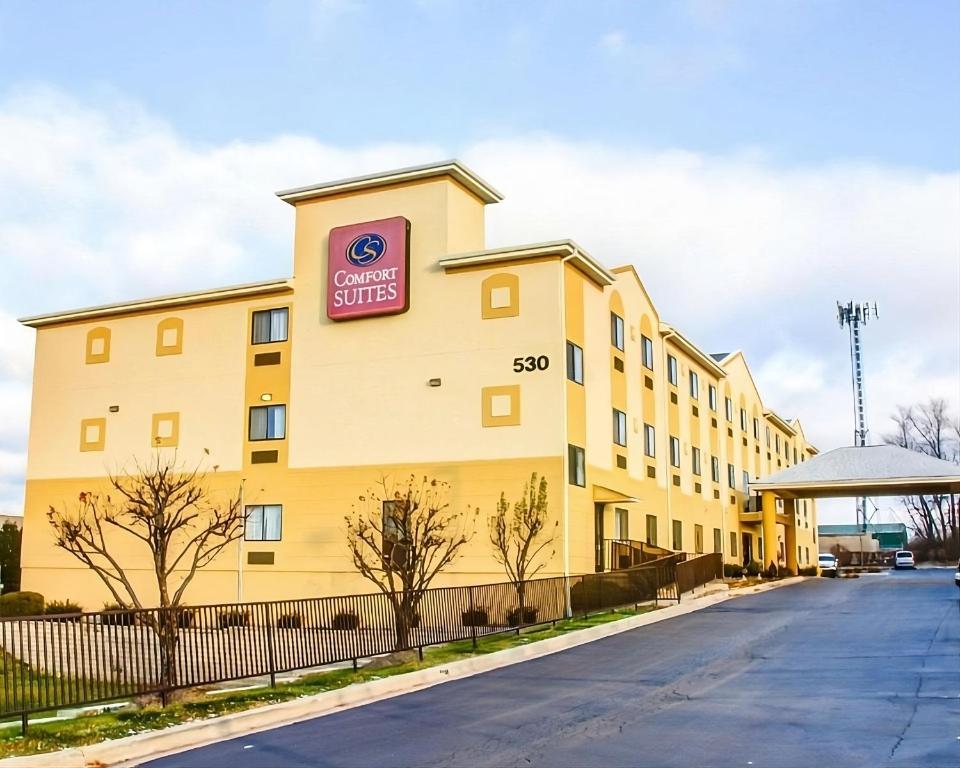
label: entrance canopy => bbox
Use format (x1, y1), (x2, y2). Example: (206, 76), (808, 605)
(749, 445), (960, 499)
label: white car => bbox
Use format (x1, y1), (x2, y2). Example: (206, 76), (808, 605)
(893, 550), (915, 570)
(818, 553), (839, 577)
(954, 559), (959, 589)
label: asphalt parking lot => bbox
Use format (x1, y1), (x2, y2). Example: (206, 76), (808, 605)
(144, 567), (959, 768)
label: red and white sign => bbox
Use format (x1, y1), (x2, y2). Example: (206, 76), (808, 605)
(326, 216), (410, 321)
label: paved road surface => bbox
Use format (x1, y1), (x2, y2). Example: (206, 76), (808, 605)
(144, 568), (959, 767)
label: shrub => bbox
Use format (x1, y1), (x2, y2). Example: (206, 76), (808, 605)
(570, 577), (633, 613)
(723, 564), (744, 578)
(176, 608), (196, 629)
(0, 591), (44, 617)
(763, 563), (780, 579)
(332, 612), (360, 630)
(218, 609), (249, 628)
(461, 608), (489, 627)
(798, 566), (818, 577)
(101, 603), (136, 626)
(45, 599), (83, 622)
(506, 606), (538, 627)
(744, 561), (761, 577)
(278, 612), (302, 629)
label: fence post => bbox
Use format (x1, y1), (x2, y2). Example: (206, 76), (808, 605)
(468, 586), (477, 650)
(265, 603), (277, 688)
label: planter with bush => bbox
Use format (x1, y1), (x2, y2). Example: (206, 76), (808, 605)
(331, 611), (360, 630)
(461, 608), (489, 627)
(45, 600), (83, 622)
(101, 603), (136, 626)
(278, 612), (302, 629)
(723, 564), (744, 578)
(506, 606), (538, 626)
(218, 609), (249, 628)
(0, 591), (44, 617)
(798, 566), (818, 576)
(570, 577), (634, 614)
(744, 561), (761, 577)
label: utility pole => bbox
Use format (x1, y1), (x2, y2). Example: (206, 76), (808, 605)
(837, 300), (878, 533)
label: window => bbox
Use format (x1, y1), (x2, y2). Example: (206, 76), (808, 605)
(381, 500), (408, 567)
(614, 508), (629, 540)
(669, 436), (681, 468)
(566, 341), (584, 385)
(695, 524), (704, 554)
(708, 385), (717, 411)
(742, 470), (750, 492)
(568, 444), (585, 486)
(249, 404), (286, 440)
(740, 408), (748, 431)
(765, 425), (771, 447)
(645, 514), (658, 546)
(481, 273), (519, 319)
(730, 531), (738, 558)
(151, 412), (179, 448)
(689, 371), (699, 400)
(725, 397), (733, 422)
(672, 520), (683, 551)
(641, 335), (654, 370)
(775, 434), (781, 453)
(79, 417), (106, 452)
(667, 355), (678, 386)
(713, 528), (722, 554)
(711, 456), (720, 483)
(156, 317), (183, 357)
(245, 504), (281, 541)
(753, 418), (760, 440)
(252, 308), (288, 344)
(613, 409), (627, 447)
(692, 447), (701, 476)
(793, 447), (798, 464)
(482, 385), (520, 427)
(610, 312), (625, 351)
(643, 423), (656, 458)
(727, 463), (736, 488)
(85, 327), (111, 365)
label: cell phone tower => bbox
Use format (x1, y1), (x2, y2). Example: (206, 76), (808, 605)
(837, 300), (878, 531)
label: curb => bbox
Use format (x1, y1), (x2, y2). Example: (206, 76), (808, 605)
(1, 577), (805, 768)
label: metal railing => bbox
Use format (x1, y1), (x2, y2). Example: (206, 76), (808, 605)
(0, 557), (682, 727)
(604, 539), (675, 571)
(676, 553), (723, 594)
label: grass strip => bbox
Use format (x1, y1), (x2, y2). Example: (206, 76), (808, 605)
(0, 606), (653, 758)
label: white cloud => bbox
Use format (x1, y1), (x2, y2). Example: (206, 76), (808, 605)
(0, 87), (957, 525)
(600, 31), (627, 55)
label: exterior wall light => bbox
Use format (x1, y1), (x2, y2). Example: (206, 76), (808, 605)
(260, 393), (273, 401)
(428, 378), (442, 387)
(108, 405), (120, 413)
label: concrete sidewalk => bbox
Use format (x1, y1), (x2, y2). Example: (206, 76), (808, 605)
(1, 578), (804, 768)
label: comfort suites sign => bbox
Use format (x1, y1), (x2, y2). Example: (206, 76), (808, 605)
(327, 216), (411, 321)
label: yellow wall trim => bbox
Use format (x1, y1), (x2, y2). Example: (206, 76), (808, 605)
(480, 273), (520, 319)
(79, 418), (106, 452)
(481, 385), (521, 427)
(85, 327), (110, 364)
(155, 317), (184, 356)
(151, 412), (180, 448)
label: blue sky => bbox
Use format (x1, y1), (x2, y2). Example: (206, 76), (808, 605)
(1, 0), (957, 168)
(0, 0), (958, 526)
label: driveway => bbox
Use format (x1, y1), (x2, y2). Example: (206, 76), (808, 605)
(143, 568), (959, 767)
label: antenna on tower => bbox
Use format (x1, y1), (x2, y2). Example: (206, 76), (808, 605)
(837, 300), (878, 532)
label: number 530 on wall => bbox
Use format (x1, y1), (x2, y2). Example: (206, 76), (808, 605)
(513, 355), (550, 372)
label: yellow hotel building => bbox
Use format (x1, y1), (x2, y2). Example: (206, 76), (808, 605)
(18, 161), (818, 609)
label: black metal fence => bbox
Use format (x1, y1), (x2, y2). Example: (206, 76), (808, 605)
(605, 539), (676, 571)
(0, 557), (687, 726)
(676, 553), (723, 594)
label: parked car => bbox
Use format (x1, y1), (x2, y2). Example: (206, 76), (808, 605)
(893, 550), (916, 570)
(818, 553), (838, 577)
(954, 559), (959, 589)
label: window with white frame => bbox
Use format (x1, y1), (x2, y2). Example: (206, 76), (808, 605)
(644, 423), (656, 457)
(566, 341), (584, 384)
(641, 335), (654, 370)
(708, 385), (717, 411)
(613, 409), (627, 447)
(667, 355), (678, 386)
(245, 504), (282, 541)
(689, 370), (699, 400)
(568, 444), (586, 486)
(692, 447), (701, 476)
(610, 312), (625, 351)
(251, 308), (288, 344)
(249, 404), (286, 440)
(669, 436), (681, 468)
(727, 463), (736, 487)
(740, 408), (748, 431)
(742, 470), (750, 492)
(711, 456), (720, 483)
(725, 397), (733, 421)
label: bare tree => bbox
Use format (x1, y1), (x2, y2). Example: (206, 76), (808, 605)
(489, 473), (556, 616)
(345, 475), (475, 650)
(46, 452), (242, 694)
(883, 398), (960, 560)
